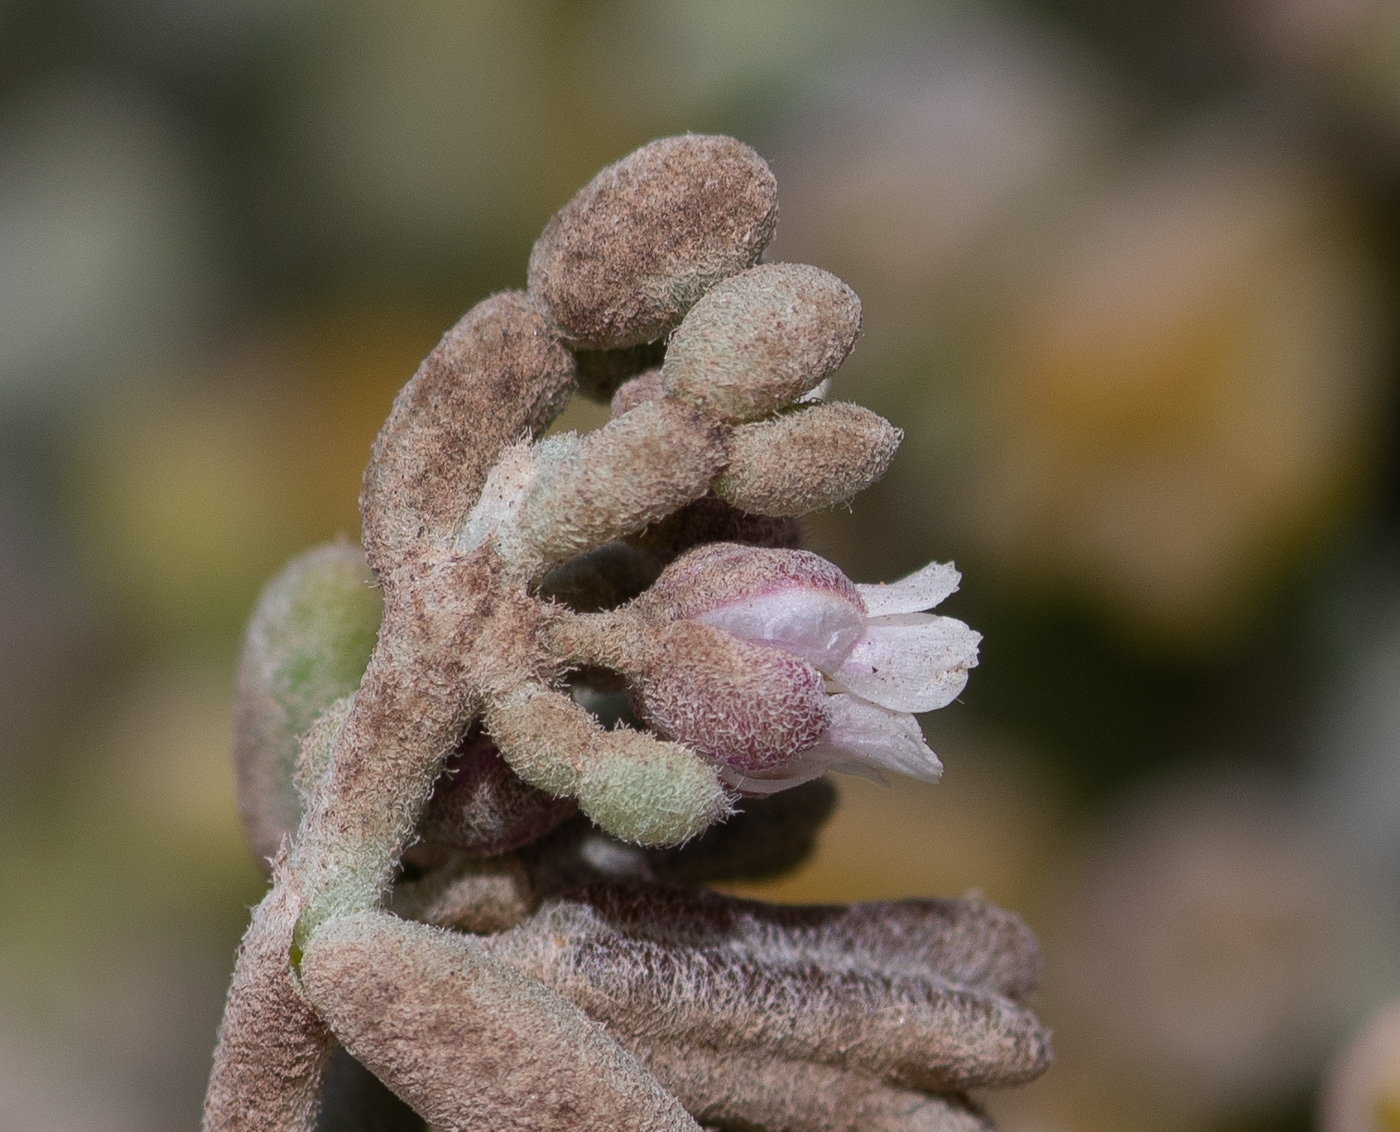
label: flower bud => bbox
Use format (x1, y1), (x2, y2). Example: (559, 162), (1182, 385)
(662, 263), (861, 422)
(233, 541), (381, 864)
(641, 543), (866, 666)
(529, 135), (778, 350)
(716, 402), (902, 516)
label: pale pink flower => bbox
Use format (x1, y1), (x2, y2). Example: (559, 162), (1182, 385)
(638, 544), (980, 794)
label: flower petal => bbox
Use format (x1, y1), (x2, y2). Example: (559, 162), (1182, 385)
(715, 740), (888, 796)
(694, 589), (865, 670)
(805, 694), (944, 782)
(831, 614), (980, 712)
(715, 756), (837, 796)
(856, 561), (961, 617)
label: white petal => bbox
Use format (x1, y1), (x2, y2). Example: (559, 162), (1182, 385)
(715, 756), (836, 795)
(715, 742), (885, 795)
(856, 560), (961, 616)
(831, 614), (980, 712)
(695, 589), (865, 670)
(806, 694), (943, 782)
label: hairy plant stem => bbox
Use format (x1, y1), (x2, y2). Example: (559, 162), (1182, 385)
(209, 551), (507, 1130)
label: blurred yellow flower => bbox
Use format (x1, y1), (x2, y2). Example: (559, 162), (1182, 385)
(958, 124), (1391, 646)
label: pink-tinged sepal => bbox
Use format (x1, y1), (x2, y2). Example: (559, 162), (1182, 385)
(713, 695), (942, 794)
(631, 619), (833, 774)
(643, 543), (864, 622)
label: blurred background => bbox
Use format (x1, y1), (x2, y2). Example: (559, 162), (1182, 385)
(4, 1), (1400, 1129)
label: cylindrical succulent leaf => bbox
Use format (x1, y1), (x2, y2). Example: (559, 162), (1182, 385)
(662, 263), (861, 422)
(360, 292), (576, 569)
(574, 728), (731, 847)
(233, 542), (382, 865)
(628, 1043), (996, 1132)
(203, 851), (335, 1132)
(715, 402), (903, 516)
(485, 684), (593, 798)
(528, 135), (778, 350)
(299, 912), (700, 1132)
(510, 398), (724, 570)
(485, 898), (1052, 1092)
(542, 885), (1043, 1002)
(486, 683), (729, 847)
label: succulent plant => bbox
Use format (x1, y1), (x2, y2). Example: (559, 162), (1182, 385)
(205, 134), (1050, 1132)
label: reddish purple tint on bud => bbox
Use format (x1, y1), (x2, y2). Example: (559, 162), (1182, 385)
(419, 729), (577, 855)
(632, 620), (832, 773)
